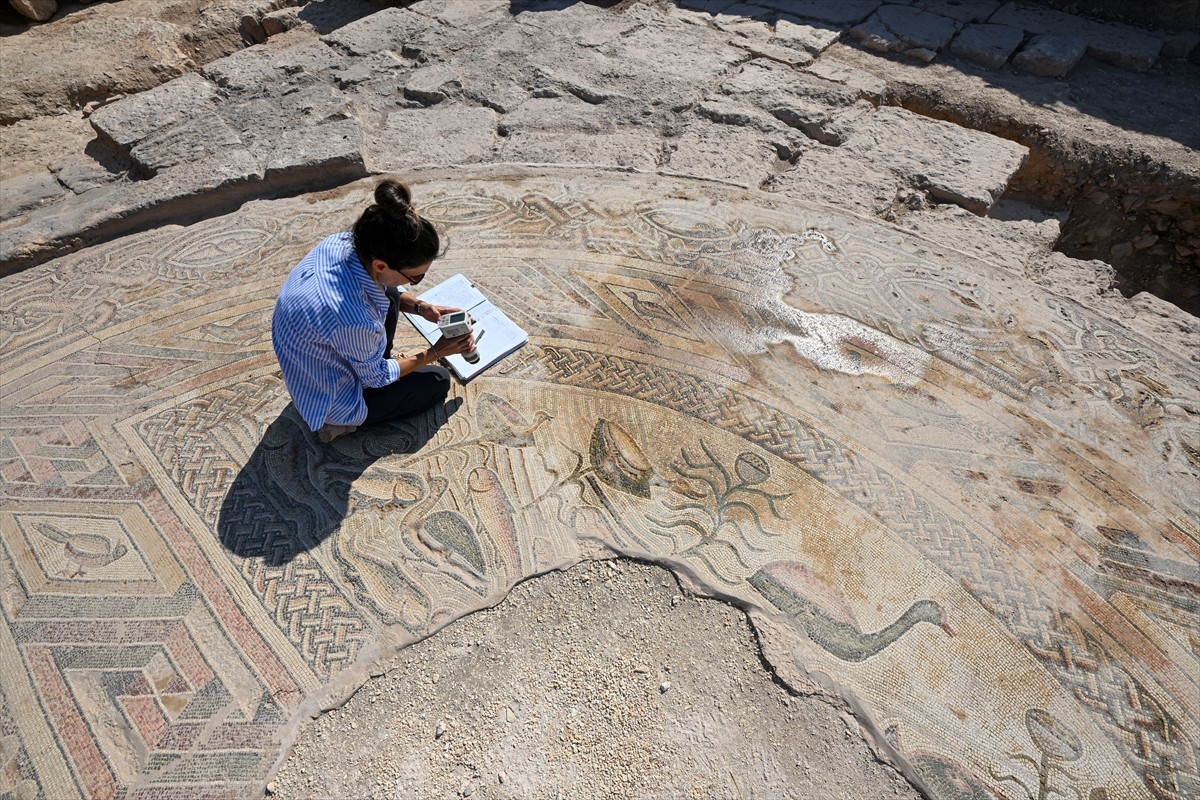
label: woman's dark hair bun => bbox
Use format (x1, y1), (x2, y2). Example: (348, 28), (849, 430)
(353, 178), (440, 271)
(375, 180), (413, 221)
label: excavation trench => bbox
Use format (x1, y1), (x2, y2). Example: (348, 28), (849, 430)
(893, 91), (1200, 318)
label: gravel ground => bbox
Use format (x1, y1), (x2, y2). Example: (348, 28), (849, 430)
(268, 559), (921, 800)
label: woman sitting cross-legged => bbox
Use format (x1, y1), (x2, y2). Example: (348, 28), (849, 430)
(271, 179), (475, 443)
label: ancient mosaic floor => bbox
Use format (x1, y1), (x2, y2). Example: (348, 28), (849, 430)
(2, 171), (1197, 800)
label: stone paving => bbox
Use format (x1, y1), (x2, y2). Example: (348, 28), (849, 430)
(2, 2), (1199, 800)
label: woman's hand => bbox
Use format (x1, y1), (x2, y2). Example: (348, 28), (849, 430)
(433, 331), (476, 358)
(419, 303), (467, 324)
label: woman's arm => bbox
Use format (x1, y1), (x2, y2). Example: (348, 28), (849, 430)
(393, 331), (476, 377)
(402, 294), (472, 325)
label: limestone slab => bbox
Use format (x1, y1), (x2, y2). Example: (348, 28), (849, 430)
(765, 138), (902, 214)
(801, 57), (887, 103)
(321, 6), (440, 57)
(910, 0), (1000, 24)
(990, 1), (1163, 72)
(774, 16), (842, 56)
(492, 129), (659, 170)
(843, 105), (1029, 213)
(264, 118), (367, 185)
(850, 4), (959, 60)
(1086, 24), (1165, 72)
(0, 171), (63, 221)
(950, 22), (1025, 69)
(48, 156), (121, 195)
(89, 73), (220, 150)
(720, 60), (864, 142)
(749, 0), (880, 25)
(129, 114), (246, 176)
(369, 106), (499, 170)
(664, 123), (793, 188)
(404, 63), (464, 105)
(1012, 33), (1087, 78)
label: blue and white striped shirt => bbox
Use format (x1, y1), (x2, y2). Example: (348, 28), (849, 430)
(271, 232), (401, 430)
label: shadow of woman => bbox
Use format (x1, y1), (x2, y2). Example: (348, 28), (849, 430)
(217, 398), (462, 566)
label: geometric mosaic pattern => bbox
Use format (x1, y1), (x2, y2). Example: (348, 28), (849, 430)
(2, 172), (1196, 799)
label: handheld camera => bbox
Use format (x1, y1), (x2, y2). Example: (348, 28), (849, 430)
(437, 311), (479, 364)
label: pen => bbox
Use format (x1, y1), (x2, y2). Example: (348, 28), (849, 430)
(474, 329), (486, 346)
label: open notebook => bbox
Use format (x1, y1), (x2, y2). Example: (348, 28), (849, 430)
(404, 273), (529, 383)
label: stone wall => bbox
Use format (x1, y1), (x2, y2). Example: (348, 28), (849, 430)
(1026, 0), (1199, 30)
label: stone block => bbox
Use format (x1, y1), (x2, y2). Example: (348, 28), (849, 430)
(950, 23), (1025, 69)
(49, 156), (120, 195)
(405, 64), (463, 105)
(498, 98), (612, 137)
(278, 85), (353, 125)
(678, 0), (740, 12)
(0, 171), (63, 221)
(1161, 30), (1199, 60)
(714, 2), (768, 23)
(696, 98), (789, 133)
(413, 0), (510, 29)
(721, 59), (859, 110)
(715, 17), (773, 40)
(321, 6), (439, 58)
(201, 46), (275, 93)
(989, 2), (1083, 36)
(264, 118), (367, 185)
(802, 58), (887, 103)
(750, 0), (880, 26)
(271, 39), (341, 79)
(261, 7), (302, 37)
(842, 106), (1029, 214)
(990, 2), (1162, 72)
(203, 40), (339, 94)
(774, 17), (842, 56)
(370, 106), (499, 170)
(89, 73), (220, 150)
(910, 0), (1000, 24)
(129, 114), (245, 175)
(771, 99), (873, 146)
(11, 0), (57, 23)
(663, 122), (800, 187)
(1086, 23), (1163, 72)
(732, 37), (815, 67)
(0, 151), (264, 268)
(764, 143), (900, 217)
(850, 5), (958, 57)
(494, 128), (659, 171)
(599, 18), (745, 83)
(1012, 34), (1086, 77)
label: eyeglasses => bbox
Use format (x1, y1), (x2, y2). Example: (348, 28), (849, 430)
(396, 266), (427, 285)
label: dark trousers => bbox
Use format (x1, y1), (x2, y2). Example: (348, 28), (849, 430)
(361, 288), (450, 423)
